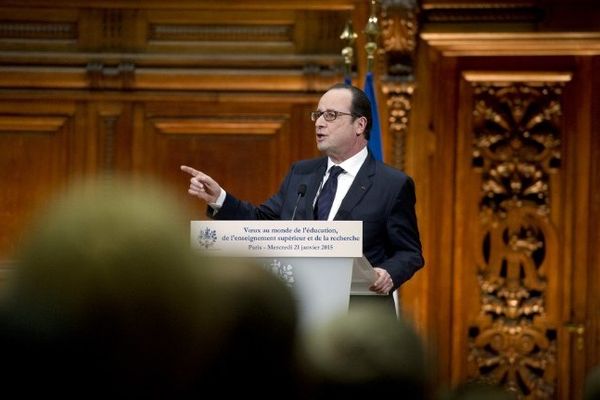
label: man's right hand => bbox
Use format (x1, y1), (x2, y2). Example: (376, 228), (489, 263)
(180, 165), (222, 204)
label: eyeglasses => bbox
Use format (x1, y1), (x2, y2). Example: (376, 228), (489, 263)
(310, 110), (357, 122)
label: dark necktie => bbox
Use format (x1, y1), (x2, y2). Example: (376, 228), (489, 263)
(314, 165), (345, 220)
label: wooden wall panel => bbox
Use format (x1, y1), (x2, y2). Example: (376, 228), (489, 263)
(589, 55), (600, 370)
(135, 98), (320, 220)
(0, 102), (81, 258)
(412, 37), (600, 400)
(454, 72), (569, 398)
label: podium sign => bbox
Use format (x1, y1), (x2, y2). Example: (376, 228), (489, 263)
(190, 220), (362, 258)
(191, 220), (376, 329)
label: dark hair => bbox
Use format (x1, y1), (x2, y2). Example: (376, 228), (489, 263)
(327, 83), (373, 140)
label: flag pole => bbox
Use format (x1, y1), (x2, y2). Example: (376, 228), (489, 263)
(340, 20), (357, 85)
(363, 0), (383, 162)
(364, 0), (379, 74)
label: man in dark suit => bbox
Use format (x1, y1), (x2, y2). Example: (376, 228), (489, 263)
(181, 83), (424, 300)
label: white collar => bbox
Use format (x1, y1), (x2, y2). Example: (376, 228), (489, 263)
(327, 147), (368, 178)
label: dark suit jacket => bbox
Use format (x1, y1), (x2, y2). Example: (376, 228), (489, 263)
(211, 153), (424, 290)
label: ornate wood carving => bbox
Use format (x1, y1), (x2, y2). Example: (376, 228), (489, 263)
(382, 82), (414, 170)
(380, 0), (419, 170)
(467, 81), (564, 398)
(381, 0), (418, 56)
(87, 62), (135, 90)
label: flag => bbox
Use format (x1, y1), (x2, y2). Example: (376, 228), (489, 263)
(364, 72), (383, 161)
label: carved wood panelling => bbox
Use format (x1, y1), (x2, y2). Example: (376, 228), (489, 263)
(381, 1), (418, 57)
(149, 24), (292, 43)
(87, 62), (135, 90)
(379, 1), (419, 81)
(388, 2), (600, 398)
(382, 82), (415, 170)
(145, 10), (295, 54)
(0, 6), (349, 91)
(0, 21), (76, 40)
(379, 1), (420, 170)
(0, 8), (79, 51)
(79, 9), (143, 51)
(461, 73), (571, 399)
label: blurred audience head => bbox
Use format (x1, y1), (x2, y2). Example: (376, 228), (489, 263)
(204, 257), (304, 397)
(302, 303), (431, 399)
(1, 176), (227, 397)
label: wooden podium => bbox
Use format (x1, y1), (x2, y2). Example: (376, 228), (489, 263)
(190, 220), (377, 329)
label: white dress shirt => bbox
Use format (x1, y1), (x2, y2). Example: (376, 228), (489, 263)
(315, 146), (368, 220)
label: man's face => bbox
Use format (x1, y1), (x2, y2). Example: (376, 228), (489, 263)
(314, 88), (366, 163)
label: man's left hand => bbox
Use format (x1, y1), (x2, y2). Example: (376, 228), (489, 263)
(370, 267), (394, 295)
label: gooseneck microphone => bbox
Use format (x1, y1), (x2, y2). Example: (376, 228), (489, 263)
(291, 184), (307, 220)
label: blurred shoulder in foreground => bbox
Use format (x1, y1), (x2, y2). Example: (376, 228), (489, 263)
(302, 303), (432, 399)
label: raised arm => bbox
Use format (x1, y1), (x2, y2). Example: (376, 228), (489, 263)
(180, 165), (223, 204)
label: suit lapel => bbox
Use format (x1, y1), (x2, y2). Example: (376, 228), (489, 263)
(304, 159), (328, 220)
(334, 154), (375, 220)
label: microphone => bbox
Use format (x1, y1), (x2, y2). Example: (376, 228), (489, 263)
(291, 184), (307, 220)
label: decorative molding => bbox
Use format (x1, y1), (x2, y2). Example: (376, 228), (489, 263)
(422, 3), (542, 23)
(0, 52), (342, 69)
(149, 24), (292, 42)
(0, 116), (68, 133)
(0, 65), (341, 92)
(380, 0), (420, 171)
(135, 68), (340, 92)
(87, 62), (135, 90)
(102, 9), (124, 44)
(381, 2), (418, 54)
(466, 79), (566, 398)
(152, 116), (287, 136)
(0, 21), (77, 40)
(380, 0), (419, 78)
(462, 71), (573, 83)
(421, 32), (600, 56)
(382, 82), (415, 171)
